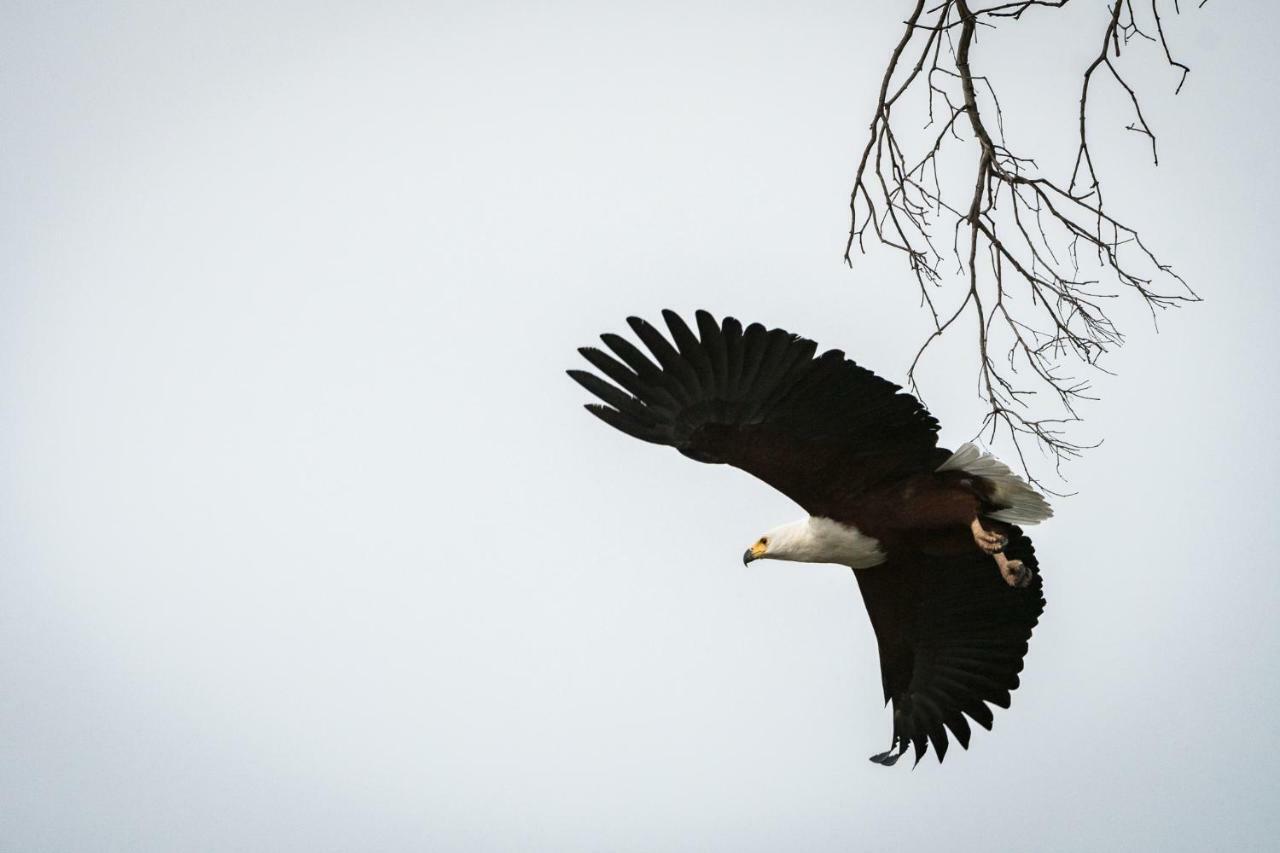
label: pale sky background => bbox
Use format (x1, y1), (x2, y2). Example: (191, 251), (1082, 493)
(3, 2), (1278, 851)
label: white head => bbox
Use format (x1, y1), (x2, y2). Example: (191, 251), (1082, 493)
(742, 519), (817, 565)
(742, 517), (887, 569)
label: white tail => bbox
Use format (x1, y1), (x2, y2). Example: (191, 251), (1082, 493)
(938, 442), (1053, 525)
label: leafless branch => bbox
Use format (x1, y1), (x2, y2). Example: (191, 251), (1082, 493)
(846, 0), (1201, 490)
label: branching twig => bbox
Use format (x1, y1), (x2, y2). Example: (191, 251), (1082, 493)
(846, 0), (1201, 489)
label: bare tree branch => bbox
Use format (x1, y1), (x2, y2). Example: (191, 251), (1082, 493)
(846, 0), (1202, 490)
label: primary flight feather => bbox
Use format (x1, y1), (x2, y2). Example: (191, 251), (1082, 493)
(569, 310), (1048, 766)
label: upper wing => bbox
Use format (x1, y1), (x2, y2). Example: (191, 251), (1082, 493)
(854, 529), (1046, 765)
(568, 310), (942, 515)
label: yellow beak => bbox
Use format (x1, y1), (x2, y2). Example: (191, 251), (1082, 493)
(743, 541), (768, 565)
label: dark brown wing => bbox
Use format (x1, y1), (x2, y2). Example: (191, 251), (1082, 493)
(568, 310), (942, 515)
(854, 529), (1046, 766)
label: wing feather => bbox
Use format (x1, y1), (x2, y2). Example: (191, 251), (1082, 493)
(570, 311), (941, 511)
(854, 529), (1045, 765)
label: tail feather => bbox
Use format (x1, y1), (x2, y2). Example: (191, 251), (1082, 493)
(939, 442), (1053, 525)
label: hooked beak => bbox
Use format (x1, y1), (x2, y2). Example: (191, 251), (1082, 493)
(742, 549), (755, 566)
(742, 541), (767, 565)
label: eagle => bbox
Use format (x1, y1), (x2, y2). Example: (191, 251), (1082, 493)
(568, 310), (1050, 766)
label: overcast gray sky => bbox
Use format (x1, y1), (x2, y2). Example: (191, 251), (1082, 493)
(3, 2), (1278, 851)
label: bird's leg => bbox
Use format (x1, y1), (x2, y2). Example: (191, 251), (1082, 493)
(971, 518), (1030, 588)
(969, 517), (1007, 554)
(993, 551), (1032, 589)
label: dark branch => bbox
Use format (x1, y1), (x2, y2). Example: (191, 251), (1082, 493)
(846, 0), (1201, 489)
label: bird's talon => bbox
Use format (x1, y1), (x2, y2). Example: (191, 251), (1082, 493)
(1001, 559), (1030, 588)
(970, 518), (1009, 555)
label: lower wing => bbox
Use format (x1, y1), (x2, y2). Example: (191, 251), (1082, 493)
(854, 529), (1046, 765)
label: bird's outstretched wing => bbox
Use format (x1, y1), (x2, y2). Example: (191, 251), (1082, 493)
(568, 310), (942, 515)
(854, 529), (1046, 766)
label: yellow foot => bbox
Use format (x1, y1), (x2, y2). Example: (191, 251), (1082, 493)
(969, 517), (1008, 555)
(994, 552), (1031, 588)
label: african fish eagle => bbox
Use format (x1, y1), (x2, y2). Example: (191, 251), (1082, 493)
(568, 310), (1051, 766)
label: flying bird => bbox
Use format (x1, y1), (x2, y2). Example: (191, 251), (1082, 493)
(568, 310), (1050, 766)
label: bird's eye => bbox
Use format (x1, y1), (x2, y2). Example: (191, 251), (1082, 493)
(759, 537), (768, 546)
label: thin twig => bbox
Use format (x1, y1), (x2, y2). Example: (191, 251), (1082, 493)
(846, 0), (1201, 489)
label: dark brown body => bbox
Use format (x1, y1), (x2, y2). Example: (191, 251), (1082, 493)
(838, 471), (1005, 558)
